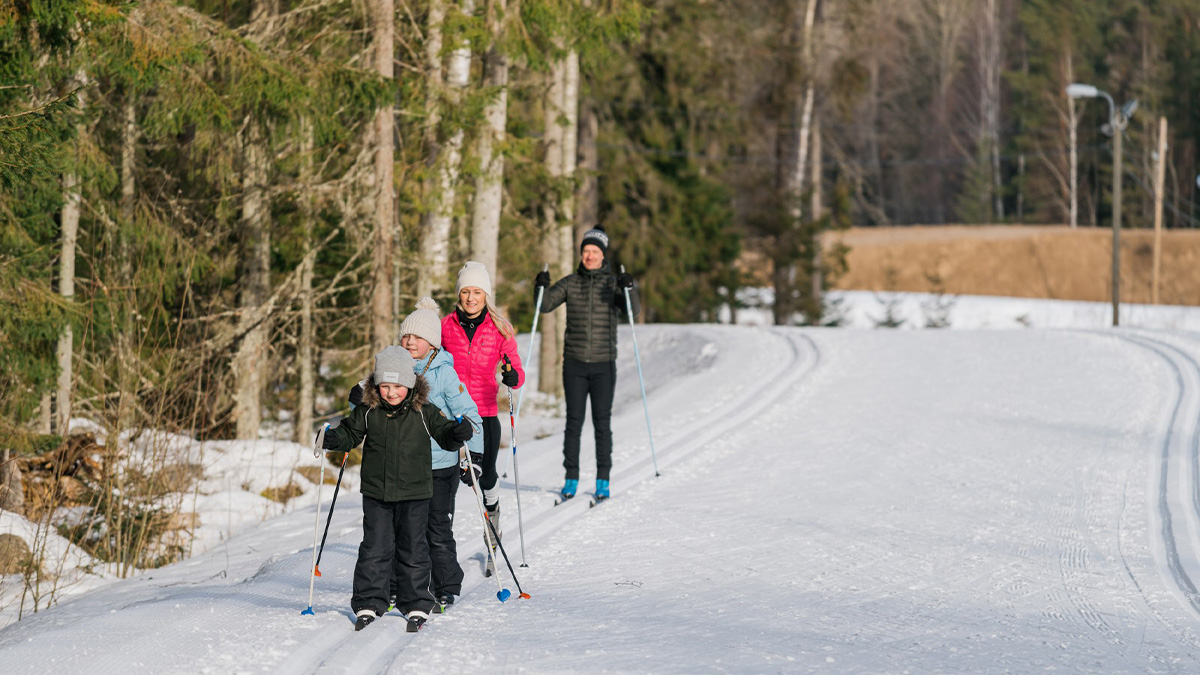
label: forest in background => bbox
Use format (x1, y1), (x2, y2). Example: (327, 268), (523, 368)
(2, 0), (1200, 579)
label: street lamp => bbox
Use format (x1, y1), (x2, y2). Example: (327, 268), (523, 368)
(1066, 83), (1135, 326)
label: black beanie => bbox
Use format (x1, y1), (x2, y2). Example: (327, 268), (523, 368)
(580, 226), (609, 256)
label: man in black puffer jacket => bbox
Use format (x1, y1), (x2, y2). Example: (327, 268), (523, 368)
(534, 226), (639, 502)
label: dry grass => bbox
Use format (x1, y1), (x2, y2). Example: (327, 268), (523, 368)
(826, 225), (1200, 305)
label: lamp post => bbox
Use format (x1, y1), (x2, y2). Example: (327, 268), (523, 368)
(1066, 83), (1135, 327)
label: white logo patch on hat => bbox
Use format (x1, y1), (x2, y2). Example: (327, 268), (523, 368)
(381, 371), (401, 383)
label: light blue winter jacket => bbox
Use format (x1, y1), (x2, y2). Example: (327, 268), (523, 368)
(415, 348), (483, 469)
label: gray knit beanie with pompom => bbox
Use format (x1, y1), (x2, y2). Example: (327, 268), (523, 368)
(398, 297), (442, 349)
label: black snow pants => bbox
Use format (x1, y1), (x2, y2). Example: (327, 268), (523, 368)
(424, 466), (463, 596)
(353, 495), (434, 617)
(561, 358), (617, 482)
(478, 416), (503, 493)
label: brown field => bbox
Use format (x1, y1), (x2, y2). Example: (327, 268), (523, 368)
(826, 225), (1200, 306)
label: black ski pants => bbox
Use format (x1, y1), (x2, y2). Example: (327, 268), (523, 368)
(562, 358), (616, 482)
(353, 495), (434, 617)
(425, 466), (463, 596)
(479, 416), (502, 493)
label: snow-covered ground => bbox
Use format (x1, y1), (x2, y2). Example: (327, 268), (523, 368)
(7, 294), (1200, 672)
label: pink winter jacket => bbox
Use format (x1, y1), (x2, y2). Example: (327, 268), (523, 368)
(441, 313), (525, 417)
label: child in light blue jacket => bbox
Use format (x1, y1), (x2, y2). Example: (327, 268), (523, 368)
(351, 297), (483, 610)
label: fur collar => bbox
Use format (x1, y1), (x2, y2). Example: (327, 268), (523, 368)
(360, 372), (430, 411)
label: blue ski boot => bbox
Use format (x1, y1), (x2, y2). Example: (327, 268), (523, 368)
(594, 479), (610, 501)
(559, 479), (578, 501)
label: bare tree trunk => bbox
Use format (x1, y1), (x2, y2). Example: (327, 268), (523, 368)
(371, 0), (396, 354)
(120, 98), (137, 224)
(233, 0), (281, 439)
(773, 0), (817, 326)
(469, 0), (510, 278)
(56, 77), (86, 436)
(538, 55), (573, 397)
(558, 49), (578, 280)
(810, 111), (823, 304)
(114, 90), (139, 454)
(296, 118), (316, 444)
(56, 174), (79, 436)
(576, 98), (598, 246)
(978, 0), (1003, 221)
(1066, 53), (1078, 228)
(418, 0), (471, 298)
(233, 115), (270, 440)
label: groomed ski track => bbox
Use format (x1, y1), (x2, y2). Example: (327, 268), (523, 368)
(12, 327), (1200, 672)
(289, 327), (822, 674)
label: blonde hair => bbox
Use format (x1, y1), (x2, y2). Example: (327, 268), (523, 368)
(458, 290), (515, 340)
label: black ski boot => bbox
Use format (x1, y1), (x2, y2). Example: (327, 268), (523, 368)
(434, 593), (455, 614)
(354, 610), (377, 631)
(406, 611), (428, 633)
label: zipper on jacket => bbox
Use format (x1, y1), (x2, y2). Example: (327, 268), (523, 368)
(586, 273), (596, 362)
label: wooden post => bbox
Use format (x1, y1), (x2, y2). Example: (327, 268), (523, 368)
(1152, 116), (1167, 305)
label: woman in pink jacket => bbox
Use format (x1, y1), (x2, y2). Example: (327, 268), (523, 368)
(441, 261), (525, 538)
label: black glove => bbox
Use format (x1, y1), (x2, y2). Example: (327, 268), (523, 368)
(616, 272), (634, 289)
(451, 418), (474, 442)
(347, 383), (363, 407)
(460, 452), (484, 486)
(501, 365), (518, 388)
(535, 270), (551, 288)
(321, 430), (340, 451)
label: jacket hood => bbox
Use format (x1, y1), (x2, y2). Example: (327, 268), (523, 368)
(360, 372), (430, 411)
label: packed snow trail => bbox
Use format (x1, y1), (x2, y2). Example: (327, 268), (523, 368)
(6, 327), (1200, 672)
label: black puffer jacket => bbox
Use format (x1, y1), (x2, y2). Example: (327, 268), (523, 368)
(538, 261), (640, 363)
(325, 374), (459, 502)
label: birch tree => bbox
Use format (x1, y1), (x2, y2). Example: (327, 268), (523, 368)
(55, 80), (84, 435)
(371, 0), (396, 354)
(418, 0), (474, 299)
(469, 0), (512, 276)
(538, 47), (579, 397)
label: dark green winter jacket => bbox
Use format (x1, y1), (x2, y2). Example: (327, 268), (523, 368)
(538, 261), (640, 363)
(325, 374), (459, 502)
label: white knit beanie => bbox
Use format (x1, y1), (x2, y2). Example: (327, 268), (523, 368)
(398, 297), (442, 349)
(455, 261), (493, 298)
(374, 346), (416, 388)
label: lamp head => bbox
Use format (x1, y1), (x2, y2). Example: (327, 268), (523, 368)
(1066, 83), (1099, 99)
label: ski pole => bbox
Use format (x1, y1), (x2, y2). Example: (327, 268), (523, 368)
(504, 264), (547, 478)
(502, 355), (529, 568)
(314, 446), (352, 576)
(621, 265), (660, 477)
(302, 423), (329, 616)
(458, 420), (511, 598)
(479, 491), (530, 599)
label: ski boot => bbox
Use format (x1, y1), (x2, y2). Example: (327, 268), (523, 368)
(594, 479), (610, 502)
(434, 593), (455, 614)
(354, 609), (377, 631)
(559, 478), (578, 502)
(406, 610), (428, 633)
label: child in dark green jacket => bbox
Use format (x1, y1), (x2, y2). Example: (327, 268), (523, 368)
(323, 346), (472, 632)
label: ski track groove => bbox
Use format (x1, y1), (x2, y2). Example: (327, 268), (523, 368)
(1102, 331), (1200, 656)
(297, 327), (820, 674)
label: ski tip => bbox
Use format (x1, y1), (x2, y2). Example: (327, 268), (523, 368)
(497, 589), (512, 602)
(314, 565), (322, 577)
(301, 606), (315, 616)
(518, 592), (531, 600)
